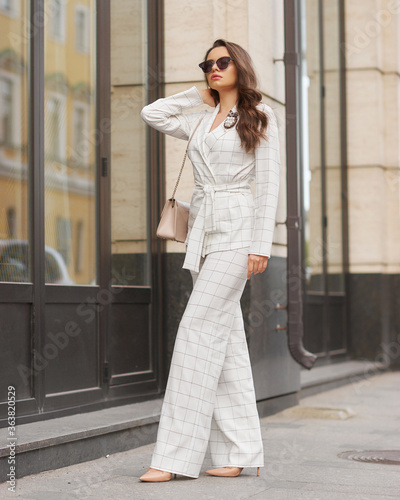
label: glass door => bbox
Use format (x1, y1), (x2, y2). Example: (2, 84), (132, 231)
(42, 0), (102, 408)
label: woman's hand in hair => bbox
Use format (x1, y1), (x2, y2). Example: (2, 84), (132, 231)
(247, 254), (269, 280)
(199, 88), (217, 107)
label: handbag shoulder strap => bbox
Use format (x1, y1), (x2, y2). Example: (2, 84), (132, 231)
(171, 115), (204, 200)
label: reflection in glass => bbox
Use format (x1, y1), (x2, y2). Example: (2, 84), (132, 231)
(301, 0), (345, 294)
(0, 2), (30, 282)
(110, 0), (150, 286)
(322, 0), (344, 293)
(301, 0), (324, 292)
(44, 0), (96, 285)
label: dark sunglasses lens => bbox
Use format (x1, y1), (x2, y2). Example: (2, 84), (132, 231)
(199, 57), (231, 73)
(200, 60), (213, 73)
(216, 57), (230, 70)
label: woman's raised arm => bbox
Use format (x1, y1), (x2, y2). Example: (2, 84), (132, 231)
(140, 86), (206, 140)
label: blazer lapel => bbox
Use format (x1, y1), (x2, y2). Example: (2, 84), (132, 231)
(205, 103), (238, 151)
(194, 105), (219, 180)
(200, 105), (219, 155)
(194, 104), (238, 181)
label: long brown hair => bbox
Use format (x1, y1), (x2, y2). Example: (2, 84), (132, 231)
(204, 39), (268, 153)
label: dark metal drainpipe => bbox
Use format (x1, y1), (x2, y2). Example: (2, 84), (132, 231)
(283, 0), (317, 370)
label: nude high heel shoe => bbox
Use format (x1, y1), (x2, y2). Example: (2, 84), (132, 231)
(205, 466), (260, 477)
(139, 468), (177, 482)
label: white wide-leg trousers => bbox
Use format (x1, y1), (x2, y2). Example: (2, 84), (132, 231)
(150, 248), (264, 478)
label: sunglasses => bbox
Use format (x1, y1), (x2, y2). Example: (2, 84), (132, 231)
(198, 56), (234, 74)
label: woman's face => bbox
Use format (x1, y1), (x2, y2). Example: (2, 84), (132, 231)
(205, 46), (238, 92)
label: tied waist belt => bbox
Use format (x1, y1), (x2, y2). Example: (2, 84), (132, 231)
(182, 180), (252, 273)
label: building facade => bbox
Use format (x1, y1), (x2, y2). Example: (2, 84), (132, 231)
(0, 0), (399, 427)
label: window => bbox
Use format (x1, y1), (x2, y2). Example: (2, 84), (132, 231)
(0, 77), (14, 146)
(46, 95), (66, 161)
(75, 5), (90, 53)
(0, 0), (11, 12)
(6, 207), (16, 238)
(50, 0), (66, 43)
(56, 217), (72, 265)
(72, 103), (89, 166)
(75, 220), (84, 273)
(45, 250), (63, 283)
(0, 0), (18, 17)
(45, 1), (96, 285)
(300, 0), (347, 359)
(110, 0), (151, 286)
(0, 242), (28, 282)
(0, 2), (29, 283)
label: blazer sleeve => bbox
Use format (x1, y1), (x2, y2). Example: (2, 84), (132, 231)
(140, 86), (205, 140)
(248, 104), (281, 257)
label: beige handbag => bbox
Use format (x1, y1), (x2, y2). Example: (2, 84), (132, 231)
(156, 117), (204, 242)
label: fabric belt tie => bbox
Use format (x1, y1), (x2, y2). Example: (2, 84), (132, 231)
(182, 180), (251, 273)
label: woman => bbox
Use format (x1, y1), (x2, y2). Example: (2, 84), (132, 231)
(139, 39), (280, 482)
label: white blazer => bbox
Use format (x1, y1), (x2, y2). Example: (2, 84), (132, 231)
(140, 86), (280, 273)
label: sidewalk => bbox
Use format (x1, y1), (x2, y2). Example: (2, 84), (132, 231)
(1, 371), (399, 500)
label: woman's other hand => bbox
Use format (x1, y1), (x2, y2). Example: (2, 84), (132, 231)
(247, 254), (269, 280)
(199, 88), (216, 107)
